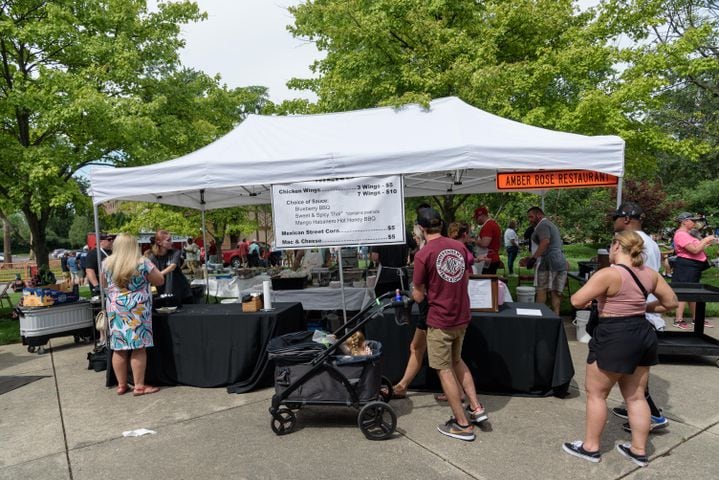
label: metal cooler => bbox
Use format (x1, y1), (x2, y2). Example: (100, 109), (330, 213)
(19, 301), (94, 353)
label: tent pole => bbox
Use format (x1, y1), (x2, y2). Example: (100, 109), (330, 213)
(200, 190), (209, 302)
(616, 177), (623, 208)
(337, 248), (347, 327)
(92, 202), (105, 346)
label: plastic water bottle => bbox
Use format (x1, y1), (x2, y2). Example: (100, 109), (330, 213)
(395, 289), (402, 302)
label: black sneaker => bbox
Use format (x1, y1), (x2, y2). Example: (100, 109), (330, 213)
(622, 415), (669, 433)
(611, 407), (629, 420)
(437, 418), (475, 441)
(562, 440), (601, 463)
(616, 443), (648, 467)
(612, 406), (662, 421)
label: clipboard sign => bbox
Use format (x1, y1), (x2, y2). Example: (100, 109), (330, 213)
(468, 275), (499, 312)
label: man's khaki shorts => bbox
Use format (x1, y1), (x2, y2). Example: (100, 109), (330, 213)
(427, 325), (467, 370)
(534, 270), (567, 293)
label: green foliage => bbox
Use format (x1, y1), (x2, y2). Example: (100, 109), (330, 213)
(110, 202), (260, 253)
(600, 0), (719, 179)
(113, 203), (197, 237)
(617, 179), (685, 233)
(68, 215), (94, 248)
(0, 1), (265, 268)
(674, 179), (719, 227)
(5, 212), (30, 251)
(288, 0), (665, 174)
(288, 0), (719, 183)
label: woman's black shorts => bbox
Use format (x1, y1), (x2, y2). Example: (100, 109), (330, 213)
(672, 256), (706, 283)
(587, 315), (658, 374)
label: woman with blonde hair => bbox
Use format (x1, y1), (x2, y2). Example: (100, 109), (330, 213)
(563, 230), (677, 467)
(102, 234), (164, 396)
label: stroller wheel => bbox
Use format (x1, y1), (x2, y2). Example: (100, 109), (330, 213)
(358, 401), (396, 440)
(379, 376), (393, 403)
(271, 407), (296, 436)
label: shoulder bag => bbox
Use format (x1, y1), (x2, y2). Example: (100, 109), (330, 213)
(586, 300), (599, 336)
(615, 264), (649, 300)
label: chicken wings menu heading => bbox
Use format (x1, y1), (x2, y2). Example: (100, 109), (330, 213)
(271, 175), (406, 248)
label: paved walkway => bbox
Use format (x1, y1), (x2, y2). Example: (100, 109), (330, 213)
(1, 319), (718, 479)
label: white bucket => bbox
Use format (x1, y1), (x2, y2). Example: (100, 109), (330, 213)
(573, 310), (592, 343)
(516, 286), (536, 303)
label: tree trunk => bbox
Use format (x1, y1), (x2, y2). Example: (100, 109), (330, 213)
(229, 233), (239, 248)
(23, 206), (50, 269)
(431, 194), (472, 225)
(2, 217), (11, 263)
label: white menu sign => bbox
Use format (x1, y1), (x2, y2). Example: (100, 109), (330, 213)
(272, 175), (405, 249)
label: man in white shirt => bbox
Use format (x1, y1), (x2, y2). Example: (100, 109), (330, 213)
(503, 220), (519, 275)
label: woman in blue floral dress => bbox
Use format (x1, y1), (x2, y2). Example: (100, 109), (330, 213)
(102, 234), (164, 396)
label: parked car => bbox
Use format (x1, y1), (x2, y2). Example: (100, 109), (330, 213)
(51, 248), (68, 259)
(222, 242), (271, 268)
(0, 253), (4, 262)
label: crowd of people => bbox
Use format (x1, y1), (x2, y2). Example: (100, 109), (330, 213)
(385, 200), (714, 470)
(82, 200), (715, 461)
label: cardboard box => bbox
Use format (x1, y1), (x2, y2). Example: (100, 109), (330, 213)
(242, 296), (263, 312)
(22, 284), (79, 307)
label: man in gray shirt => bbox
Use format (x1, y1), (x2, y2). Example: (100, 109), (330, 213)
(524, 207), (567, 315)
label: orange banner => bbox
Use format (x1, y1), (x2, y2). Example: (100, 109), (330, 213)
(496, 170), (618, 190)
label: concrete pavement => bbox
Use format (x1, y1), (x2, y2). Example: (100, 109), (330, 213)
(1, 319), (718, 480)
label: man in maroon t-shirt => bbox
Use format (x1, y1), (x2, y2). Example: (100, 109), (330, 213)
(412, 208), (488, 441)
(474, 206), (502, 274)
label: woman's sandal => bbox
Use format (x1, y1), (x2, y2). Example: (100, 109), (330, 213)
(133, 385), (160, 396)
(116, 385), (130, 396)
(391, 385), (407, 399)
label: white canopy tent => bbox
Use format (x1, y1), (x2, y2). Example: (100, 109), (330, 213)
(88, 96), (624, 320)
(89, 96), (625, 209)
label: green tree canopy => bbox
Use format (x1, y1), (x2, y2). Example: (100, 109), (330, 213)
(0, 1), (268, 267)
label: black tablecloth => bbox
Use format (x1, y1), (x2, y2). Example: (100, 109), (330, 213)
(106, 302), (304, 391)
(365, 302), (574, 397)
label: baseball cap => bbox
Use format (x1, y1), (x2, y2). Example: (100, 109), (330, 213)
(612, 202), (644, 221)
(417, 208), (443, 229)
(676, 212), (701, 222)
(99, 233), (116, 240)
(473, 206), (489, 220)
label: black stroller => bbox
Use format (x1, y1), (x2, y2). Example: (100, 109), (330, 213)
(268, 290), (412, 440)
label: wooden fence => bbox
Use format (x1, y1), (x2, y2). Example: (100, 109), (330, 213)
(0, 259), (63, 283)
